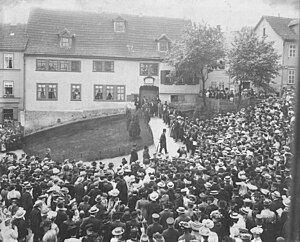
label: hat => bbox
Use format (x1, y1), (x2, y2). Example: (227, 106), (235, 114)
(108, 189), (120, 197)
(153, 233), (165, 242)
(149, 192), (159, 201)
(167, 182), (174, 189)
(202, 219), (214, 229)
(34, 200), (43, 207)
(95, 195), (102, 203)
(230, 212), (239, 219)
(24, 184), (32, 189)
(112, 227), (124, 236)
(210, 190), (219, 196)
(272, 191), (281, 198)
(263, 199), (272, 206)
(179, 221), (190, 229)
(176, 207), (186, 214)
(60, 187), (69, 194)
(191, 221), (202, 231)
(240, 207), (251, 215)
(250, 226), (263, 235)
(88, 206), (99, 214)
(240, 233), (252, 240)
(166, 217), (174, 225)
(140, 234), (149, 242)
(52, 168), (60, 174)
(283, 197), (290, 207)
(199, 226), (210, 236)
(157, 181), (165, 188)
(14, 208), (26, 219)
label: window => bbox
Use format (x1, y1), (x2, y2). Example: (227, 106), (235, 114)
(3, 109), (13, 121)
(3, 81), (13, 97)
(37, 83), (57, 100)
(36, 60), (81, 72)
(71, 84), (81, 101)
(159, 41), (169, 52)
(48, 60), (58, 71)
(36, 60), (47, 71)
(106, 86), (114, 100)
(94, 85), (126, 102)
(211, 81), (217, 88)
(94, 85), (103, 100)
(161, 70), (171, 84)
(171, 95), (185, 103)
(71, 61), (81, 72)
(4, 54), (13, 69)
(93, 61), (114, 72)
(263, 28), (266, 36)
(288, 70), (295, 84)
(219, 82), (225, 90)
(140, 63), (159, 76)
(60, 37), (72, 48)
(114, 21), (125, 32)
(59, 61), (69, 71)
(289, 44), (296, 57)
(116, 86), (125, 101)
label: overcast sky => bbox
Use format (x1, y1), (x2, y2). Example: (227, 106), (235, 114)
(2, 0), (299, 31)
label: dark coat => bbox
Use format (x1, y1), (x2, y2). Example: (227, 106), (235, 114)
(30, 207), (41, 234)
(22, 191), (33, 213)
(162, 227), (180, 242)
(80, 215), (101, 236)
(116, 179), (128, 204)
(147, 222), (163, 242)
(12, 218), (28, 240)
(130, 149), (138, 164)
(55, 209), (68, 238)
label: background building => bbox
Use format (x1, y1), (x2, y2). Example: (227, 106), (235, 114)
(24, 8), (197, 130)
(254, 16), (299, 94)
(0, 23), (27, 123)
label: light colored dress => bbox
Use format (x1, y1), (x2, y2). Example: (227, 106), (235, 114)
(1, 225), (18, 242)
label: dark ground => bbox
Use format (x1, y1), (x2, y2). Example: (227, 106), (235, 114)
(23, 114), (153, 162)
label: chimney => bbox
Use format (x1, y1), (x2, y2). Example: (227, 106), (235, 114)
(139, 12), (143, 17)
(278, 13), (280, 17)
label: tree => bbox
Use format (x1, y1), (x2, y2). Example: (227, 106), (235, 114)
(227, 27), (281, 106)
(164, 23), (225, 106)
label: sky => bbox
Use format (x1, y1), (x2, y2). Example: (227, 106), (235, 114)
(1, 0), (299, 31)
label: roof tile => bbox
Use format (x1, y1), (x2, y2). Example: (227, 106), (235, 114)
(26, 8), (191, 58)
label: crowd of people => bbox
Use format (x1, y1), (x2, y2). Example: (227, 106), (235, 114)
(0, 89), (295, 242)
(0, 120), (23, 153)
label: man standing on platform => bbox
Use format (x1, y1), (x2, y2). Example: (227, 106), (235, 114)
(159, 129), (168, 154)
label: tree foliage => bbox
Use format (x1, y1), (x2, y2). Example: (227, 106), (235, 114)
(164, 23), (225, 105)
(227, 27), (281, 94)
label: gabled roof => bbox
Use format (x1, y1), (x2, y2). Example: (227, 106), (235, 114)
(26, 8), (191, 59)
(0, 24), (28, 51)
(255, 16), (298, 41)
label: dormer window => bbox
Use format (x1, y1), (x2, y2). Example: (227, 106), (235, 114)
(113, 16), (126, 33)
(159, 41), (169, 52)
(58, 28), (74, 49)
(156, 34), (171, 52)
(60, 37), (72, 48)
(114, 21), (125, 32)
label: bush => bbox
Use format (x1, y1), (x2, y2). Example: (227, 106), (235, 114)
(128, 115), (141, 138)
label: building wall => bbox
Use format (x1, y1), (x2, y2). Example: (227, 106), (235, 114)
(159, 62), (200, 103)
(0, 51), (24, 122)
(255, 18), (298, 92)
(206, 70), (231, 90)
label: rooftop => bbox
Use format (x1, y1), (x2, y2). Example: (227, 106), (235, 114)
(0, 24), (28, 51)
(25, 8), (191, 59)
(258, 16), (299, 41)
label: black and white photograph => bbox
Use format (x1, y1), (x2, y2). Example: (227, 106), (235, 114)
(0, 0), (299, 241)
